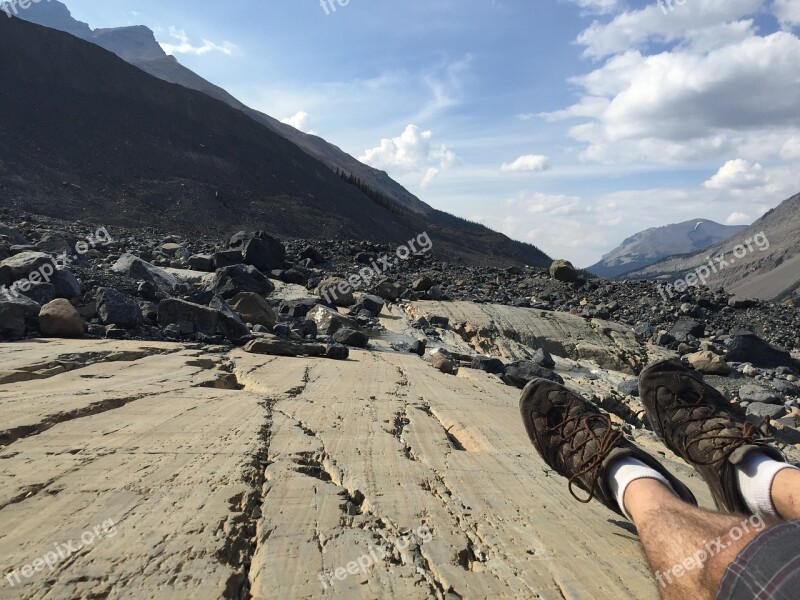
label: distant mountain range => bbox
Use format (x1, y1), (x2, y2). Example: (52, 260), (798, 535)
(621, 193), (800, 301)
(589, 219), (747, 278)
(0, 12), (550, 268)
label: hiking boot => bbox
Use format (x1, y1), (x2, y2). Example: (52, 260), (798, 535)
(520, 378), (697, 517)
(639, 359), (785, 514)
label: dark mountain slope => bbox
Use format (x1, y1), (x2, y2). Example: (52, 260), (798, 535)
(15, 0), (431, 215)
(0, 17), (549, 267)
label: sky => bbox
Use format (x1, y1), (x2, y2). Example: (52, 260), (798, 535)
(56, 0), (800, 267)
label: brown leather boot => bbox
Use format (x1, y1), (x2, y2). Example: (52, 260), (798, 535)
(520, 378), (697, 517)
(639, 359), (785, 514)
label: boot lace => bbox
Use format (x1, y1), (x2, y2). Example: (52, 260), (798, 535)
(546, 413), (623, 504)
(665, 388), (773, 466)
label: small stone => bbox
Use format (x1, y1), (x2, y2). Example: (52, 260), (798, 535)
(686, 351), (731, 375)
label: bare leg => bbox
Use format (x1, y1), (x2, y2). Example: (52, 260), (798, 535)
(624, 479), (778, 600)
(772, 468), (800, 520)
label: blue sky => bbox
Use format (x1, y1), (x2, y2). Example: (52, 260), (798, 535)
(59, 0), (800, 266)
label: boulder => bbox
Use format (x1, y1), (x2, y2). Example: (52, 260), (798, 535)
(213, 249), (243, 269)
(532, 348), (556, 369)
(618, 380), (639, 397)
(670, 318), (705, 342)
(306, 305), (359, 336)
(331, 328), (369, 348)
(373, 280), (401, 302)
(207, 265), (275, 300)
(549, 260), (578, 283)
(728, 297), (758, 309)
(188, 254), (215, 272)
(686, 351), (732, 375)
(37, 232), (80, 255)
(111, 254), (180, 292)
(51, 268), (83, 299)
(0, 251), (53, 284)
(325, 343), (350, 361)
(158, 299), (218, 337)
(739, 385), (783, 406)
(412, 276), (434, 292)
(229, 292), (277, 328)
(725, 333), (794, 369)
(316, 277), (355, 307)
(38, 299), (84, 338)
(409, 339), (427, 357)
(358, 294), (385, 315)
(746, 403), (786, 420)
(209, 297), (252, 345)
(504, 360), (564, 389)
(0, 299), (27, 339)
(471, 356), (506, 375)
(430, 350), (457, 375)
(429, 316), (450, 328)
(243, 335), (325, 358)
(96, 288), (142, 328)
(299, 246), (325, 264)
(0, 222), (28, 245)
(230, 231), (286, 272)
(20, 282), (55, 305)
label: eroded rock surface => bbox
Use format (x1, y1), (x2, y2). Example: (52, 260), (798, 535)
(1, 337), (721, 600)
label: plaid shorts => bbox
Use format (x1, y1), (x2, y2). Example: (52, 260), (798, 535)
(716, 520), (800, 600)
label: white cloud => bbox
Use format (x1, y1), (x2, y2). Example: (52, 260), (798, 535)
(781, 136), (800, 159)
(160, 27), (237, 56)
(500, 154), (550, 173)
(726, 211), (752, 225)
(359, 124), (458, 187)
(775, 0), (800, 27)
(567, 0), (620, 15)
(280, 111), (316, 134)
(704, 159), (766, 190)
(545, 31), (800, 164)
(575, 0), (762, 59)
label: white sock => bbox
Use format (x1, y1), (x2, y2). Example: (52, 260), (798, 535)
(735, 452), (799, 518)
(606, 457), (676, 522)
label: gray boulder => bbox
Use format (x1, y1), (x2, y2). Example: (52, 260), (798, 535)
(739, 385), (783, 405)
(111, 254), (180, 293)
(325, 343), (350, 360)
(504, 360), (564, 389)
(746, 402), (786, 420)
(158, 299), (218, 337)
(207, 265), (275, 300)
(96, 288), (142, 328)
(230, 231), (286, 272)
(726, 333), (794, 369)
(0, 299), (27, 339)
(471, 356), (506, 374)
(306, 305), (359, 336)
(332, 328), (369, 348)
